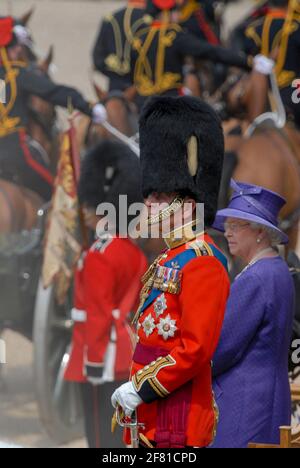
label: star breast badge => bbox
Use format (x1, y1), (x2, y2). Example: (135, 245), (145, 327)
(154, 294), (167, 318)
(157, 315), (177, 341)
(142, 314), (156, 337)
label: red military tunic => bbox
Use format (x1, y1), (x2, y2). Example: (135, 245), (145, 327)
(127, 233), (230, 448)
(64, 236), (148, 383)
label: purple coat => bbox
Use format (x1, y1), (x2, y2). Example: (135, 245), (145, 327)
(211, 257), (294, 449)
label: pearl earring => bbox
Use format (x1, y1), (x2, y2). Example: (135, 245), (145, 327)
(257, 238), (261, 244)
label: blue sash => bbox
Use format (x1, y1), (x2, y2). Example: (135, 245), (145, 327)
(139, 243), (228, 315)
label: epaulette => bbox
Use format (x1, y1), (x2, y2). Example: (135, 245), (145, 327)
(91, 235), (113, 254)
(189, 240), (214, 257)
(189, 240), (228, 271)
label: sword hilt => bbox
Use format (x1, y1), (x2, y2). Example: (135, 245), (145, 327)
(114, 406), (145, 448)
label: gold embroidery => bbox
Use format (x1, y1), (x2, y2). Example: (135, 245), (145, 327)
(132, 355), (176, 396)
(274, 5), (300, 87)
(104, 7), (150, 76)
(245, 25), (262, 49)
(105, 54), (130, 75)
(0, 48), (24, 137)
(259, 3), (300, 89)
(148, 377), (168, 398)
(211, 391), (219, 443)
(179, 0), (199, 23)
(133, 19), (182, 96)
(189, 240), (214, 258)
(277, 69), (296, 88)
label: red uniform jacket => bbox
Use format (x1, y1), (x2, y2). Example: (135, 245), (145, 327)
(64, 236), (147, 383)
(127, 233), (230, 448)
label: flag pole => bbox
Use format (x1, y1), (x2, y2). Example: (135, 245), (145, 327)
(67, 98), (89, 250)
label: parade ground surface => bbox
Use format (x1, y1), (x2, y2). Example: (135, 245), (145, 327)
(0, 0), (270, 449)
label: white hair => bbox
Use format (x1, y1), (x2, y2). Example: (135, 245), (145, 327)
(249, 222), (282, 246)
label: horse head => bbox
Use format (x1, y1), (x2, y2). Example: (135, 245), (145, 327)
(27, 46), (59, 166)
(18, 7), (35, 27)
(210, 69), (267, 123)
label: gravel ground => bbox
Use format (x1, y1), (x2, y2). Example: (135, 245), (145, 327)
(0, 0), (266, 449)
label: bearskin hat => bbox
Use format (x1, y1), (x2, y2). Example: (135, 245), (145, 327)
(139, 96), (225, 227)
(79, 140), (142, 223)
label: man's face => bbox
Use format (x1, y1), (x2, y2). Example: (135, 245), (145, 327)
(144, 192), (196, 236)
(145, 192), (177, 210)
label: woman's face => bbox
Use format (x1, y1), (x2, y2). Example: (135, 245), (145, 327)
(224, 217), (265, 261)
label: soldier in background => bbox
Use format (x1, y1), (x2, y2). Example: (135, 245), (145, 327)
(92, 1), (151, 133)
(131, 0), (252, 110)
(177, 0), (224, 97)
(64, 140), (147, 448)
(0, 17), (107, 201)
(240, 0), (300, 128)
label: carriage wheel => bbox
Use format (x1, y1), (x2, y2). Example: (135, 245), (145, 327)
(33, 278), (83, 444)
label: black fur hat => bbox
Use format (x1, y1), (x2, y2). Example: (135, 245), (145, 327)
(139, 96), (225, 227)
(79, 140), (142, 219)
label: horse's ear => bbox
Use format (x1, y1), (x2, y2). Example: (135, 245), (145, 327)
(92, 80), (106, 102)
(39, 46), (54, 73)
(19, 7), (35, 26)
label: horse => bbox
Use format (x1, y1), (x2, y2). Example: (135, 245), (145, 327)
(211, 67), (300, 254)
(75, 79), (139, 154)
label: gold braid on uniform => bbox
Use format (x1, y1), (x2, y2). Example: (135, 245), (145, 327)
(104, 8), (152, 76)
(179, 0), (200, 23)
(0, 47), (26, 137)
(260, 1), (300, 89)
(133, 12), (182, 96)
(275, 0), (300, 88)
(132, 355), (176, 397)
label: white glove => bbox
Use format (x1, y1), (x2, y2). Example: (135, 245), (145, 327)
(13, 25), (32, 48)
(111, 381), (143, 417)
(92, 103), (107, 125)
(253, 54), (275, 75)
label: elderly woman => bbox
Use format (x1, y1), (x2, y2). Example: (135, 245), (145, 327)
(211, 180), (295, 449)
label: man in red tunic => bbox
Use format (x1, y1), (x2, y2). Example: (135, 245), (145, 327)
(64, 140), (147, 448)
(112, 96), (230, 448)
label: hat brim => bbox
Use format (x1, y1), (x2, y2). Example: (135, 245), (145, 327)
(213, 208), (289, 245)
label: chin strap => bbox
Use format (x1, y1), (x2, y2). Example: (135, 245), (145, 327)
(148, 196), (184, 226)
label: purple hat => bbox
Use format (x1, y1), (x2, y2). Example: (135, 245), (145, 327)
(213, 180), (288, 244)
